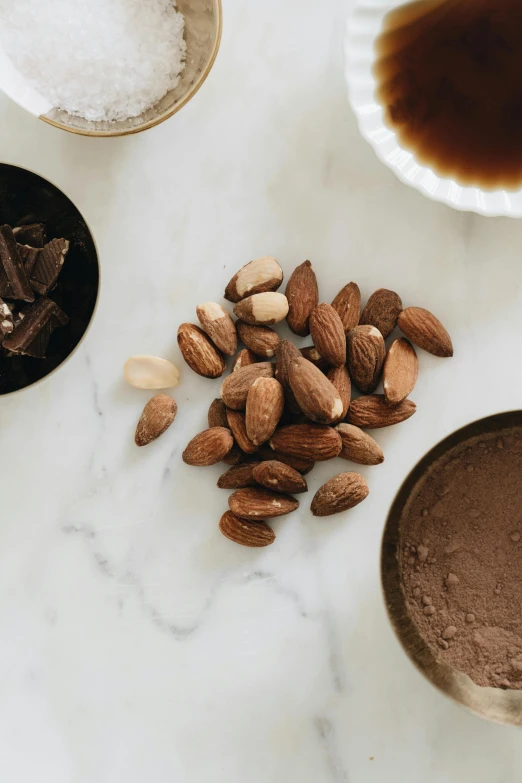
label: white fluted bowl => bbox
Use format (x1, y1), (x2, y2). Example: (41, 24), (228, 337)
(344, 0), (522, 218)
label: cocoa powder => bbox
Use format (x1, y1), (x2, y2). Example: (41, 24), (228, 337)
(400, 426), (522, 689)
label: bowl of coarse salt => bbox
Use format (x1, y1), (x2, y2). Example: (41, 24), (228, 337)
(0, 0), (222, 137)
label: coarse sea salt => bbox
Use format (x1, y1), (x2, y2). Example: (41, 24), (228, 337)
(0, 0), (186, 122)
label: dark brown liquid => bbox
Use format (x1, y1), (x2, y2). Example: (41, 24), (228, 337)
(374, 0), (522, 189)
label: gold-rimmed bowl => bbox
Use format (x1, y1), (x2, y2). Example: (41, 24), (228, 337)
(381, 411), (522, 726)
(2, 0), (222, 138)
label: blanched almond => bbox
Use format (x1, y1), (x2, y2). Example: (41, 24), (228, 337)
(233, 292), (289, 325)
(124, 355), (180, 389)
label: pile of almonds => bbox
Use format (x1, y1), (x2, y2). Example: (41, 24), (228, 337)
(126, 256), (453, 548)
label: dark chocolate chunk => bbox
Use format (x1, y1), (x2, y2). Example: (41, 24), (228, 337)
(0, 225), (35, 302)
(3, 297), (69, 358)
(17, 244), (41, 276)
(29, 238), (69, 295)
(0, 298), (13, 338)
(12, 223), (46, 248)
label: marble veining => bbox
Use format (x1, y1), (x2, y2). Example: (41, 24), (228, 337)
(3, 0), (522, 781)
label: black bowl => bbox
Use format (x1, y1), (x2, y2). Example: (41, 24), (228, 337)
(0, 164), (99, 394)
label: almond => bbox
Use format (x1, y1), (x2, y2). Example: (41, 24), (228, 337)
(219, 510), (275, 547)
(299, 345), (329, 372)
(270, 424), (342, 461)
(233, 292), (289, 325)
(275, 340), (301, 412)
(135, 394), (177, 446)
(360, 288), (403, 338)
(221, 362), (274, 410)
(182, 427), (234, 466)
(311, 472), (369, 517)
(256, 445), (315, 474)
(346, 325), (385, 393)
(237, 321), (280, 358)
(383, 338), (418, 405)
(309, 303), (346, 367)
(124, 355), (180, 389)
(177, 323), (226, 378)
(196, 301), (237, 356)
(332, 282), (361, 334)
(226, 409), (258, 454)
(229, 487), (299, 520)
(327, 365), (351, 424)
(288, 356), (343, 424)
(398, 307), (453, 357)
(224, 256), (283, 303)
(285, 260), (319, 336)
(208, 398), (229, 428)
(245, 377), (284, 445)
(348, 395), (416, 428)
(217, 462), (260, 489)
(231, 348), (258, 372)
(335, 423), (384, 465)
(252, 460), (307, 494)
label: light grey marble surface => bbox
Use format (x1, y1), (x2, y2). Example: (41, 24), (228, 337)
(2, 0), (522, 780)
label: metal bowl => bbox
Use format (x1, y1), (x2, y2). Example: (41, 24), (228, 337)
(381, 410), (522, 726)
(10, 0), (222, 138)
(0, 163), (99, 395)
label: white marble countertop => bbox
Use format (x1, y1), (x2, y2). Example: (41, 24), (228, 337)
(2, 0), (522, 780)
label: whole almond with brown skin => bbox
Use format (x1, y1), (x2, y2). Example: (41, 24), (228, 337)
(332, 282), (361, 334)
(309, 303), (346, 367)
(245, 377), (284, 445)
(217, 462), (261, 489)
(219, 510), (275, 547)
(233, 292), (289, 326)
(299, 345), (329, 372)
(208, 398), (228, 429)
(183, 427), (233, 466)
(252, 461), (307, 494)
(226, 409), (258, 454)
(237, 321), (280, 358)
(177, 323), (226, 378)
(221, 362), (274, 410)
(231, 348), (258, 372)
(224, 256), (283, 303)
(311, 472), (369, 517)
(398, 307), (453, 357)
(270, 424), (342, 461)
(383, 338), (418, 405)
(335, 423), (384, 465)
(229, 487), (299, 520)
(275, 340), (301, 413)
(196, 302), (237, 356)
(360, 288), (403, 339)
(135, 394), (177, 446)
(327, 365), (351, 424)
(348, 395), (416, 428)
(346, 325), (385, 394)
(256, 445), (315, 474)
(289, 356), (343, 424)
(285, 260), (319, 336)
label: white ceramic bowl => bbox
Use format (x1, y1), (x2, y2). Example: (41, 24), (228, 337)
(344, 0), (522, 218)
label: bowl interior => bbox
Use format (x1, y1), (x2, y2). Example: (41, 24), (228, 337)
(39, 0), (222, 137)
(0, 164), (99, 395)
(382, 410), (522, 725)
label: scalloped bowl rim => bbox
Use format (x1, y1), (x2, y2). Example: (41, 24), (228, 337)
(344, 0), (522, 218)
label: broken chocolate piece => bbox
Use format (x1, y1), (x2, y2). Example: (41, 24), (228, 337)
(2, 297), (69, 358)
(29, 238), (69, 295)
(0, 225), (35, 302)
(17, 244), (41, 276)
(0, 298), (13, 338)
(13, 223), (46, 248)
